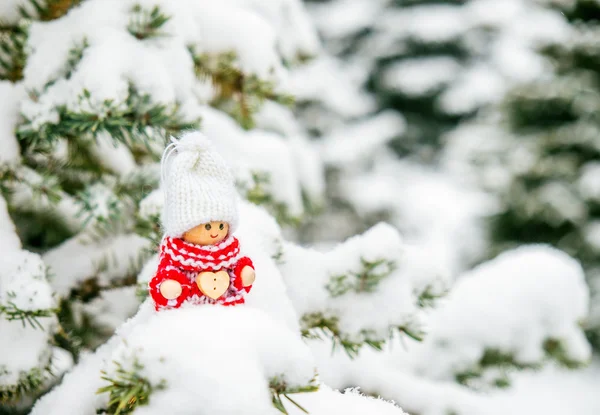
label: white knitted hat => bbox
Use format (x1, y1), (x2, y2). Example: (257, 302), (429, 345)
(160, 131), (239, 238)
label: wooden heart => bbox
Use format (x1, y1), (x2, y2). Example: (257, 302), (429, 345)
(196, 271), (230, 300)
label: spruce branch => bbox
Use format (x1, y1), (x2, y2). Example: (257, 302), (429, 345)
(454, 338), (586, 389)
(20, 0), (83, 21)
(17, 85), (200, 151)
(97, 360), (166, 415)
(300, 312), (390, 358)
(325, 257), (396, 297)
(134, 213), (161, 247)
(127, 4), (171, 40)
(0, 166), (63, 205)
(269, 375), (319, 415)
(417, 284), (448, 308)
(190, 48), (294, 129)
(0, 22), (28, 82)
(543, 338), (586, 369)
(245, 171), (302, 227)
(0, 352), (54, 405)
(0, 302), (57, 329)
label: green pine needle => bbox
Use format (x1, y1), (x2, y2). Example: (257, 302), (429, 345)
(269, 375), (319, 415)
(127, 5), (171, 40)
(97, 360), (165, 415)
(325, 257), (396, 297)
(0, 302), (57, 330)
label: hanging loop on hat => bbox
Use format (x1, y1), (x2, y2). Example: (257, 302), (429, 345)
(160, 136), (180, 186)
(160, 132), (214, 186)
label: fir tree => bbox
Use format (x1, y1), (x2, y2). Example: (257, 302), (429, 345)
(305, 0), (568, 162)
(483, 0), (600, 346)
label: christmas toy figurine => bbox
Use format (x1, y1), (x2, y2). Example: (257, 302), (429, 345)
(149, 132), (256, 311)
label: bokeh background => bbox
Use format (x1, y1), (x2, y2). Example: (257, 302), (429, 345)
(1, 0), (600, 414)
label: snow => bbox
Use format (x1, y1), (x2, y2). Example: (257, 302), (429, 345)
(91, 132), (138, 177)
(377, 5), (466, 44)
(0, 250), (57, 388)
(579, 162), (600, 202)
(0, 0), (29, 25)
(0, 250), (54, 311)
(441, 122), (518, 193)
(287, 135), (326, 202)
(255, 101), (304, 137)
(538, 181), (587, 224)
(82, 286), (140, 335)
(289, 385), (408, 415)
(43, 233), (151, 297)
(280, 222), (448, 343)
(29, 303), (157, 415)
(287, 56), (376, 121)
(20, 0), (318, 136)
(321, 111), (406, 167)
(5, 0), (600, 414)
(407, 245), (591, 381)
(381, 57), (462, 97)
(312, 338), (600, 415)
(223, 0), (320, 60)
(112, 307), (315, 415)
(0, 195), (21, 252)
(32, 303), (317, 415)
(308, 0), (572, 119)
(341, 157), (494, 274)
(584, 222), (600, 252)
(305, 246), (593, 414)
(439, 64), (506, 114)
(308, 0), (386, 41)
(0, 81), (25, 165)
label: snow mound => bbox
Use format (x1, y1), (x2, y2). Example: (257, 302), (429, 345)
(32, 304), (317, 415)
(0, 250), (57, 389)
(280, 222), (448, 346)
(410, 245), (591, 381)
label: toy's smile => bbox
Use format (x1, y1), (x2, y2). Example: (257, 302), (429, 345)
(210, 234), (218, 238)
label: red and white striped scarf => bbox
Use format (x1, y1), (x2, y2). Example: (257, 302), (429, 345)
(160, 236), (241, 271)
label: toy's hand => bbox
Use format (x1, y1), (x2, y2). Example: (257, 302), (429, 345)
(241, 266), (255, 287)
(159, 279), (183, 300)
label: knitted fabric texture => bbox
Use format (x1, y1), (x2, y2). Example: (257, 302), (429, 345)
(161, 131), (239, 237)
(149, 236), (254, 311)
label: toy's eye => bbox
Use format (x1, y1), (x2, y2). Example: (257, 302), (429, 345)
(205, 224), (212, 231)
(219, 223), (224, 230)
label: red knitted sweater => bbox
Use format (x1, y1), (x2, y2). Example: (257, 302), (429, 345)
(149, 236), (254, 311)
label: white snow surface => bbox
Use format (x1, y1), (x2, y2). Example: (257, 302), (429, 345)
(342, 156), (494, 274)
(31, 302), (411, 415)
(0, 0), (31, 25)
(280, 222), (448, 342)
(287, 55), (376, 121)
(381, 57), (462, 97)
(43, 232), (151, 297)
(31, 302), (315, 415)
(20, 0), (318, 138)
(309, 0), (571, 115)
(321, 111), (406, 167)
(288, 385), (408, 415)
(404, 245), (591, 381)
(579, 162), (600, 202)
(0, 250), (57, 387)
(109, 306), (315, 415)
(311, 339), (600, 415)
(0, 81), (25, 165)
(305, 246), (593, 414)
(0, 195), (21, 252)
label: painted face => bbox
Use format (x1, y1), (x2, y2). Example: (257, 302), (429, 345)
(182, 222), (230, 246)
